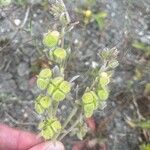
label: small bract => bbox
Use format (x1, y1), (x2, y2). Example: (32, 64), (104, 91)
(43, 31), (60, 47)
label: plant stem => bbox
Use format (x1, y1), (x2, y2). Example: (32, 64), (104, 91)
(63, 106), (78, 129)
(61, 27), (65, 48)
(53, 101), (59, 117)
(59, 111), (82, 140)
(55, 105), (79, 139)
(59, 0), (70, 24)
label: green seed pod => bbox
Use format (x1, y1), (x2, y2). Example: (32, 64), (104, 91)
(51, 77), (64, 86)
(84, 104), (94, 118)
(82, 92), (95, 104)
(82, 91), (98, 106)
(39, 96), (51, 109)
(34, 95), (51, 114)
(59, 81), (71, 94)
(35, 102), (45, 114)
(39, 68), (52, 78)
(39, 118), (61, 140)
(47, 77), (71, 101)
(49, 48), (67, 61)
(51, 120), (62, 133)
(47, 84), (55, 95)
(53, 48), (67, 60)
(99, 72), (110, 87)
(52, 90), (65, 102)
(43, 30), (60, 47)
(37, 78), (49, 90)
(38, 121), (44, 130)
(97, 88), (109, 101)
(41, 126), (54, 140)
(82, 91), (98, 118)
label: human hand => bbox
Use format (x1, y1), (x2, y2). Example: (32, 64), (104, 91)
(0, 124), (65, 150)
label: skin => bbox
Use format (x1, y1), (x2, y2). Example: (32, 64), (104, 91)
(0, 124), (65, 150)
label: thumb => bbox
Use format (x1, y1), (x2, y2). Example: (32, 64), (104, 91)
(29, 141), (65, 150)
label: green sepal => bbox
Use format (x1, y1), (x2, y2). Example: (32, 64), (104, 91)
(37, 78), (49, 90)
(39, 68), (52, 78)
(43, 31), (59, 47)
(52, 90), (65, 101)
(97, 88), (109, 101)
(59, 81), (71, 94)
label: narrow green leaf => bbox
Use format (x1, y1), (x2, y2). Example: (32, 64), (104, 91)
(136, 120), (150, 129)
